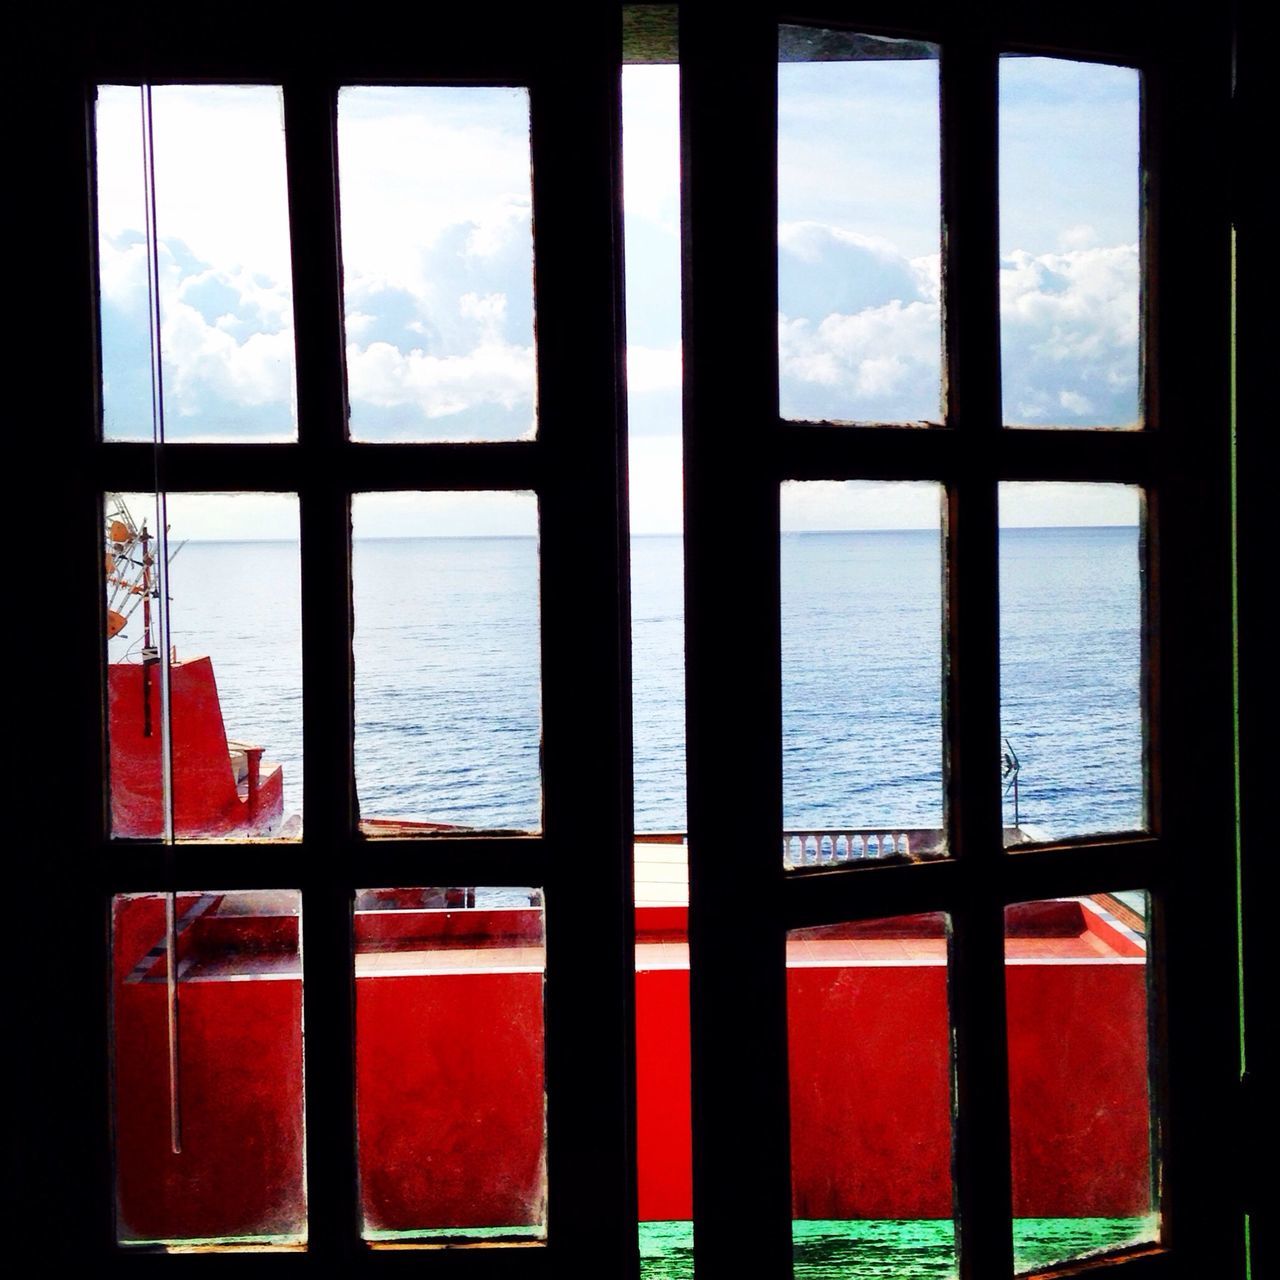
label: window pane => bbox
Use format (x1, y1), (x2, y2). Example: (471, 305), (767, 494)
(781, 482), (946, 865)
(999, 58), (1141, 428)
(999, 485), (1145, 842)
(625, 58), (687, 838)
(636, 842), (692, 1247)
(355, 887), (546, 1241)
(778, 28), (942, 425)
(96, 86), (297, 442)
(1006, 894), (1157, 1271)
(338, 87), (537, 442)
(112, 890), (305, 1246)
(352, 493), (541, 832)
(789, 913), (956, 1277)
(106, 493), (302, 840)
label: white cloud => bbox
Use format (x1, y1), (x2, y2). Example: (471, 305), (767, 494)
(345, 339), (535, 421)
(780, 298), (941, 419)
(779, 221), (901, 265)
(337, 87), (533, 297)
(458, 292), (508, 329)
(97, 234), (149, 310)
(163, 301), (295, 414)
(1000, 243), (1139, 424)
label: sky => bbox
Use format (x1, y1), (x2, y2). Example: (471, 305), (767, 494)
(95, 52), (1141, 540)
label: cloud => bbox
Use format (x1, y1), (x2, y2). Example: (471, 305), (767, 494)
(778, 222), (942, 422)
(780, 299), (942, 422)
(776, 220), (1138, 428)
(163, 300), (295, 416)
(97, 230), (297, 438)
(345, 338), (535, 424)
(1000, 243), (1139, 425)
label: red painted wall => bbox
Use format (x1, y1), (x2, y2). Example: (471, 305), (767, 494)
(112, 896), (305, 1242)
(356, 972), (547, 1233)
(112, 901), (1150, 1239)
(109, 659), (283, 838)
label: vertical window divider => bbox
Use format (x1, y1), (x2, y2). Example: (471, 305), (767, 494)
(680, 7), (793, 1276)
(283, 74), (361, 1260)
(939, 31), (1016, 1280)
(527, 6), (639, 1265)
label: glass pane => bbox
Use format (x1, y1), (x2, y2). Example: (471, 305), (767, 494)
(778, 28), (941, 425)
(781, 482), (946, 866)
(625, 58), (687, 839)
(635, 844), (691, 1235)
(96, 86), (297, 442)
(112, 890), (305, 1246)
(352, 493), (541, 832)
(106, 493), (302, 840)
(1006, 893), (1157, 1271)
(355, 887), (546, 1241)
(999, 485), (1144, 842)
(999, 58), (1141, 428)
(338, 87), (537, 442)
(624, 64), (693, 1276)
(789, 912), (956, 1277)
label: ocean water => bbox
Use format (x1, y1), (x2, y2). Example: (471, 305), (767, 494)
(111, 526), (1143, 842)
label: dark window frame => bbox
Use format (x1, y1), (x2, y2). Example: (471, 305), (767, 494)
(681, 5), (1244, 1279)
(21, 3), (1251, 1278)
(33, 9), (637, 1277)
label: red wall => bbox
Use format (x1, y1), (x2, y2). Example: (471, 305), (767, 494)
(112, 901), (1151, 1239)
(112, 897), (305, 1242)
(356, 972), (547, 1233)
(109, 659), (283, 838)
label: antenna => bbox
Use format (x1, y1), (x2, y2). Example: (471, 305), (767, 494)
(1002, 738), (1021, 829)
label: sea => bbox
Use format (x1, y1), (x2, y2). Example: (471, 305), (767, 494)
(111, 526), (1144, 844)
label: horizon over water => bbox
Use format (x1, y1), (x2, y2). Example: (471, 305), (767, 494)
(114, 524), (1144, 843)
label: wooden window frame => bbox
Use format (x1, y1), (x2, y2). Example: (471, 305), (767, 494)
(31, 8), (637, 1277)
(680, 4), (1245, 1278)
(20, 2), (1253, 1277)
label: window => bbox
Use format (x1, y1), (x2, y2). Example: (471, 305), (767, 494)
(21, 4), (1254, 1277)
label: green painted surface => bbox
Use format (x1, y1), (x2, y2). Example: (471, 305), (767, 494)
(362, 1224), (545, 1243)
(638, 1218), (1156, 1279)
(1012, 1216), (1158, 1272)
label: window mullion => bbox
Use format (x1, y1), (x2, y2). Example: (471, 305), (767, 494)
(283, 74), (361, 1262)
(680, 7), (793, 1276)
(939, 31), (1016, 1280)
(528, 13), (637, 1265)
